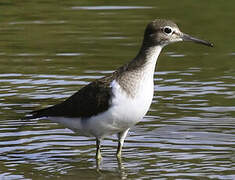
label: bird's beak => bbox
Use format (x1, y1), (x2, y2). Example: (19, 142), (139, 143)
(181, 33), (213, 47)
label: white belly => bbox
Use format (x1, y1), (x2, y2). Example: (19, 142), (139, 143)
(48, 79), (154, 139)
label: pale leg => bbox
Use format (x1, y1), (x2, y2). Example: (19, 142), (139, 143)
(116, 128), (129, 158)
(96, 138), (102, 160)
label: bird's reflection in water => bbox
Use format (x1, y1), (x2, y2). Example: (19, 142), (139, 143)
(95, 156), (128, 179)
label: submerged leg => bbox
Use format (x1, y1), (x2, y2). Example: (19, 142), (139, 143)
(116, 128), (129, 158)
(96, 138), (102, 160)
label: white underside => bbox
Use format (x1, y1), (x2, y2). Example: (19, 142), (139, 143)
(49, 79), (153, 138)
(46, 46), (162, 139)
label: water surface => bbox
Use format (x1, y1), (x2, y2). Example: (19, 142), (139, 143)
(0, 0), (235, 179)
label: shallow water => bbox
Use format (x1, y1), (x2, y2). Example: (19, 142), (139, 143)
(0, 0), (235, 179)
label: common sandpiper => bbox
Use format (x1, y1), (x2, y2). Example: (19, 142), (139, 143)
(25, 19), (213, 160)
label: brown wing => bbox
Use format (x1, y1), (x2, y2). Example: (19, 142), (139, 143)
(29, 78), (113, 119)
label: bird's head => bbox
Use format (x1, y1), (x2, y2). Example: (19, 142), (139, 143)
(144, 19), (213, 48)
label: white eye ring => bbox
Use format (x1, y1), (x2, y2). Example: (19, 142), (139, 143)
(163, 26), (173, 35)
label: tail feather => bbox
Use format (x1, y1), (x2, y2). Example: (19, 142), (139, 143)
(23, 105), (57, 120)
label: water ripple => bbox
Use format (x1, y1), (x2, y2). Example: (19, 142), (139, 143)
(71, 6), (153, 10)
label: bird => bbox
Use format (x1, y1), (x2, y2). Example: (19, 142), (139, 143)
(25, 19), (213, 160)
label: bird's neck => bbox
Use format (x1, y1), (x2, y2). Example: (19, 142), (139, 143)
(125, 40), (163, 78)
(132, 44), (162, 71)
(116, 44), (162, 97)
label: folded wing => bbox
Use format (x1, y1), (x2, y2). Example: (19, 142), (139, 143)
(28, 78), (113, 119)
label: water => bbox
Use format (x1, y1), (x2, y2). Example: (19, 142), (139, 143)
(0, 0), (235, 179)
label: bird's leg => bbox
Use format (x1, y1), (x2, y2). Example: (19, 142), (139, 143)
(96, 138), (102, 160)
(116, 128), (129, 158)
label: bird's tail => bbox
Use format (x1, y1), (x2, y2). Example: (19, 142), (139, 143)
(22, 106), (55, 120)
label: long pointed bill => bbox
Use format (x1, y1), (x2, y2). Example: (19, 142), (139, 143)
(182, 33), (213, 47)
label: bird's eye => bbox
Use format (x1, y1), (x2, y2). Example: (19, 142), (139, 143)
(163, 26), (172, 34)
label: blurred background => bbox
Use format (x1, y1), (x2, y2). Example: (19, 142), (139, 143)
(0, 0), (234, 179)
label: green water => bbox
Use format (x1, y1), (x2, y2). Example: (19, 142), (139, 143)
(0, 0), (235, 179)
